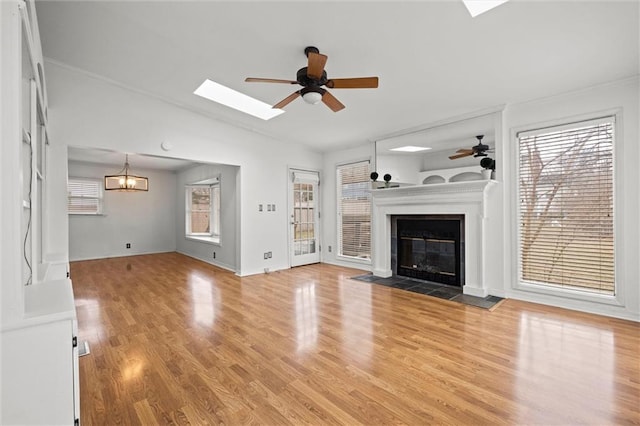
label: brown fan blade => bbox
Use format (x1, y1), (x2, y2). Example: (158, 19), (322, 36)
(273, 91), (300, 109)
(307, 52), (328, 80)
(321, 90), (345, 112)
(326, 77), (379, 89)
(449, 152), (474, 160)
(456, 148), (474, 153)
(245, 78), (298, 84)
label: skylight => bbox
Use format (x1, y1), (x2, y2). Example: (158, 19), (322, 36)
(462, 0), (510, 17)
(193, 79), (284, 121)
(390, 146), (432, 153)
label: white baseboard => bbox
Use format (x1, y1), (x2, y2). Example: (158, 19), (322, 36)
(463, 286), (489, 298)
(176, 250), (236, 273)
(69, 250), (175, 262)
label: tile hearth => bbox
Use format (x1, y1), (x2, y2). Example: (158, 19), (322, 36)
(350, 274), (504, 309)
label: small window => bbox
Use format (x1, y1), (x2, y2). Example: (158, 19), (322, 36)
(68, 178), (103, 215)
(336, 160), (372, 260)
(186, 184), (220, 238)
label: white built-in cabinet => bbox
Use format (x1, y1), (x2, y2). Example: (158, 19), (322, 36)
(2, 280), (80, 425)
(1, 1), (80, 424)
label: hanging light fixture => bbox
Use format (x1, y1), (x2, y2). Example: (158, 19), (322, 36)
(104, 154), (148, 192)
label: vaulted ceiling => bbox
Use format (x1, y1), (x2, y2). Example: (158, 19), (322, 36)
(36, 1), (639, 152)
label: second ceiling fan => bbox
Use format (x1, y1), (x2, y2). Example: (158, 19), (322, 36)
(245, 46), (379, 112)
(449, 135), (494, 160)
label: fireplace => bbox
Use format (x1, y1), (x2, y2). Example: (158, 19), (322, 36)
(370, 180), (497, 297)
(392, 215), (464, 286)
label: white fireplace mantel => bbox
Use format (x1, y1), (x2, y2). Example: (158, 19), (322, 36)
(371, 180), (499, 297)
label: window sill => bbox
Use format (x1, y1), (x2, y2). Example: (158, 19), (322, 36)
(335, 254), (372, 266)
(515, 280), (623, 307)
(69, 213), (106, 216)
(185, 235), (220, 246)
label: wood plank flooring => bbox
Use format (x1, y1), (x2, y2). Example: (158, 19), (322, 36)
(71, 252), (640, 425)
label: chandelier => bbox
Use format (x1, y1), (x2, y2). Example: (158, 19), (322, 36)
(104, 154), (148, 192)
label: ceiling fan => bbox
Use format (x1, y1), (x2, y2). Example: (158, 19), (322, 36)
(449, 135), (493, 160)
(245, 46), (379, 112)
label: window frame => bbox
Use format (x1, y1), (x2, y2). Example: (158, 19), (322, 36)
(185, 183), (220, 244)
(336, 159), (372, 263)
(512, 111), (623, 306)
(67, 177), (104, 215)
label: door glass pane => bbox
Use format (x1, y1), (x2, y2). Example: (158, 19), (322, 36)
(307, 224), (315, 239)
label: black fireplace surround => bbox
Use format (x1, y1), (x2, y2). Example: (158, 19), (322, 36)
(391, 215), (465, 287)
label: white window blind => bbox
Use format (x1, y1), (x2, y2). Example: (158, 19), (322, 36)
(337, 160), (371, 260)
(518, 116), (614, 295)
(68, 178), (103, 215)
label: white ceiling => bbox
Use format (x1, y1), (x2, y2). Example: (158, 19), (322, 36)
(36, 1), (639, 153)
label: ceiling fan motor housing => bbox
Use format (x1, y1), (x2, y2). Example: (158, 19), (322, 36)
(297, 67), (328, 87)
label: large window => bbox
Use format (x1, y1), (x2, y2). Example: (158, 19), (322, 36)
(518, 116), (614, 295)
(186, 184), (220, 238)
(68, 178), (103, 215)
(337, 160), (371, 260)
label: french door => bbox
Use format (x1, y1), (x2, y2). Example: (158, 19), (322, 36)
(289, 169), (320, 267)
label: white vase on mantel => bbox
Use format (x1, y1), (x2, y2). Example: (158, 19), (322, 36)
(481, 169), (492, 180)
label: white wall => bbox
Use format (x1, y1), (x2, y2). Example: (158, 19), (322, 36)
(44, 61), (323, 276)
(67, 161), (176, 261)
(176, 163), (238, 271)
(501, 77), (639, 321)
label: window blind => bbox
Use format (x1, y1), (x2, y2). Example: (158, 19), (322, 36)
(68, 178), (102, 215)
(518, 117), (614, 294)
(337, 161), (371, 259)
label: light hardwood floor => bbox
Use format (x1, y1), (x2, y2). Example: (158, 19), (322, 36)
(71, 252), (640, 425)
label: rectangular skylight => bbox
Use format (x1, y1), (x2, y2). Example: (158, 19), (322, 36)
(390, 146), (432, 152)
(194, 79), (284, 120)
(462, 0), (510, 17)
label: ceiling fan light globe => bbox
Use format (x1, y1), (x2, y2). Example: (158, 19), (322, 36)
(302, 91), (323, 105)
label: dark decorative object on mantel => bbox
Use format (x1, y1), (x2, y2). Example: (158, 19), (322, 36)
(480, 157), (495, 170)
(383, 173), (392, 188)
(370, 171), (379, 181)
(480, 157), (495, 180)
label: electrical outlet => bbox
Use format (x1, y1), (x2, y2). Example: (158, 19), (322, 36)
(272, 204), (276, 212)
(258, 204), (263, 212)
(264, 252), (269, 259)
(126, 243), (131, 249)
(328, 245), (332, 252)
(267, 251), (272, 258)
(213, 251), (216, 259)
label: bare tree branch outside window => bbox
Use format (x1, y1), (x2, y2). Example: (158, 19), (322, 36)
(519, 120), (614, 294)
